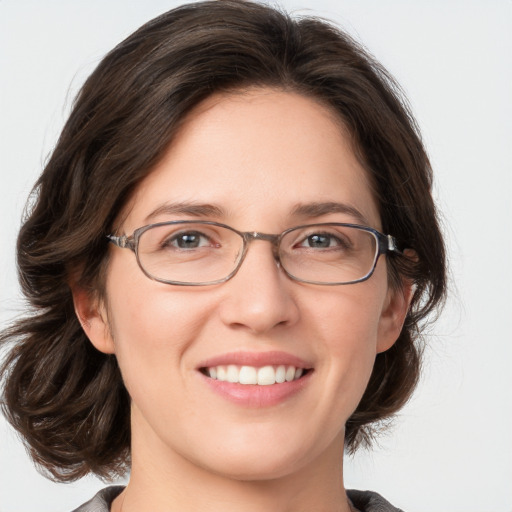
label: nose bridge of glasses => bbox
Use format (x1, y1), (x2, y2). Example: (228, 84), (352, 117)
(246, 231), (279, 242)
(248, 231), (280, 246)
(241, 231), (281, 260)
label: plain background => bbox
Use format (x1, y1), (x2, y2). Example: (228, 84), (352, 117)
(1, 1), (511, 511)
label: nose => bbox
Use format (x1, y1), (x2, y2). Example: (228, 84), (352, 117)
(218, 239), (300, 335)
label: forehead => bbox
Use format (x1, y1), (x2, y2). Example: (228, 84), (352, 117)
(123, 88), (380, 231)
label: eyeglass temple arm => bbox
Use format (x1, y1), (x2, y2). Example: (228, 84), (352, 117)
(381, 234), (402, 255)
(107, 234), (136, 251)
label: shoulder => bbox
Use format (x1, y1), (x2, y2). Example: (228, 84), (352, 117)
(70, 486), (125, 512)
(347, 489), (405, 512)
(70, 486), (399, 512)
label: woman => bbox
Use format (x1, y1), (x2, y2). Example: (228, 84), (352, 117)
(0, 1), (446, 511)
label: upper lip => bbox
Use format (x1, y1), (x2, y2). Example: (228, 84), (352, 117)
(197, 351), (312, 369)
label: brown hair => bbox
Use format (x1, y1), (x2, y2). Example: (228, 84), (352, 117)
(1, 0), (446, 481)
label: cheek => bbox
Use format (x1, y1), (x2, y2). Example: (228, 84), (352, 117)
(103, 255), (212, 393)
(109, 291), (199, 356)
(304, 280), (387, 406)
(308, 280), (385, 352)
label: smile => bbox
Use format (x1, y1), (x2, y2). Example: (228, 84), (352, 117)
(201, 364), (307, 385)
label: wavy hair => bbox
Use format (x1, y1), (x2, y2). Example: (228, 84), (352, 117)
(1, 0), (446, 481)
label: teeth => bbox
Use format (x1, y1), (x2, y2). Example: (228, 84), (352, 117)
(204, 364), (306, 385)
(239, 366), (257, 385)
(257, 365), (275, 386)
(216, 366), (227, 381)
(227, 365), (239, 383)
(275, 365), (286, 383)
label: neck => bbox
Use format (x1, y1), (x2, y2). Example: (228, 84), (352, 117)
(113, 424), (352, 512)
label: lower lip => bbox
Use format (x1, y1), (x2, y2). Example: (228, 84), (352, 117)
(199, 371), (313, 407)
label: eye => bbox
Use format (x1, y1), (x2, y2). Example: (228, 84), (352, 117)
(165, 231), (212, 249)
(297, 232), (348, 249)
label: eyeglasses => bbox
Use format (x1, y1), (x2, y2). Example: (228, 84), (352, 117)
(107, 221), (400, 286)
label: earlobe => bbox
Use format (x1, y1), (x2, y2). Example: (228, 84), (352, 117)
(72, 286), (115, 354)
(376, 278), (415, 354)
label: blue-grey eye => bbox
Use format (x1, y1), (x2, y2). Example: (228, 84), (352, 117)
(168, 231), (210, 249)
(300, 233), (344, 248)
(306, 234), (331, 248)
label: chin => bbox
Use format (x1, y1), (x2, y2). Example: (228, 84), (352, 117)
(204, 452), (308, 482)
(186, 429), (334, 483)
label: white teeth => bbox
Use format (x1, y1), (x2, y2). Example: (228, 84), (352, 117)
(216, 366), (227, 381)
(275, 365), (286, 383)
(239, 366), (257, 385)
(227, 365), (239, 383)
(285, 366), (296, 382)
(257, 365), (275, 386)
(204, 364), (306, 385)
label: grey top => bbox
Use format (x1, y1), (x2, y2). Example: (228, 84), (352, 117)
(71, 486), (404, 512)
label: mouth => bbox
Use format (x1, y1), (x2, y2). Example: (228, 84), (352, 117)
(197, 352), (314, 406)
(199, 364), (311, 385)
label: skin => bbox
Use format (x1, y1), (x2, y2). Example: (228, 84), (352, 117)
(74, 89), (411, 512)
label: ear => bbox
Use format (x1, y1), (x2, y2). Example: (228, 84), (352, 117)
(72, 286), (116, 354)
(376, 276), (415, 354)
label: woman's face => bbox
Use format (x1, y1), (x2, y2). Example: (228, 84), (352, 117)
(80, 89), (407, 481)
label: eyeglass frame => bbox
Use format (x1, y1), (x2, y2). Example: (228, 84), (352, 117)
(107, 220), (401, 286)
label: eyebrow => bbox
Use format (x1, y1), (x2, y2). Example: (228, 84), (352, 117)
(291, 201), (370, 226)
(143, 200), (370, 226)
(144, 201), (226, 223)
